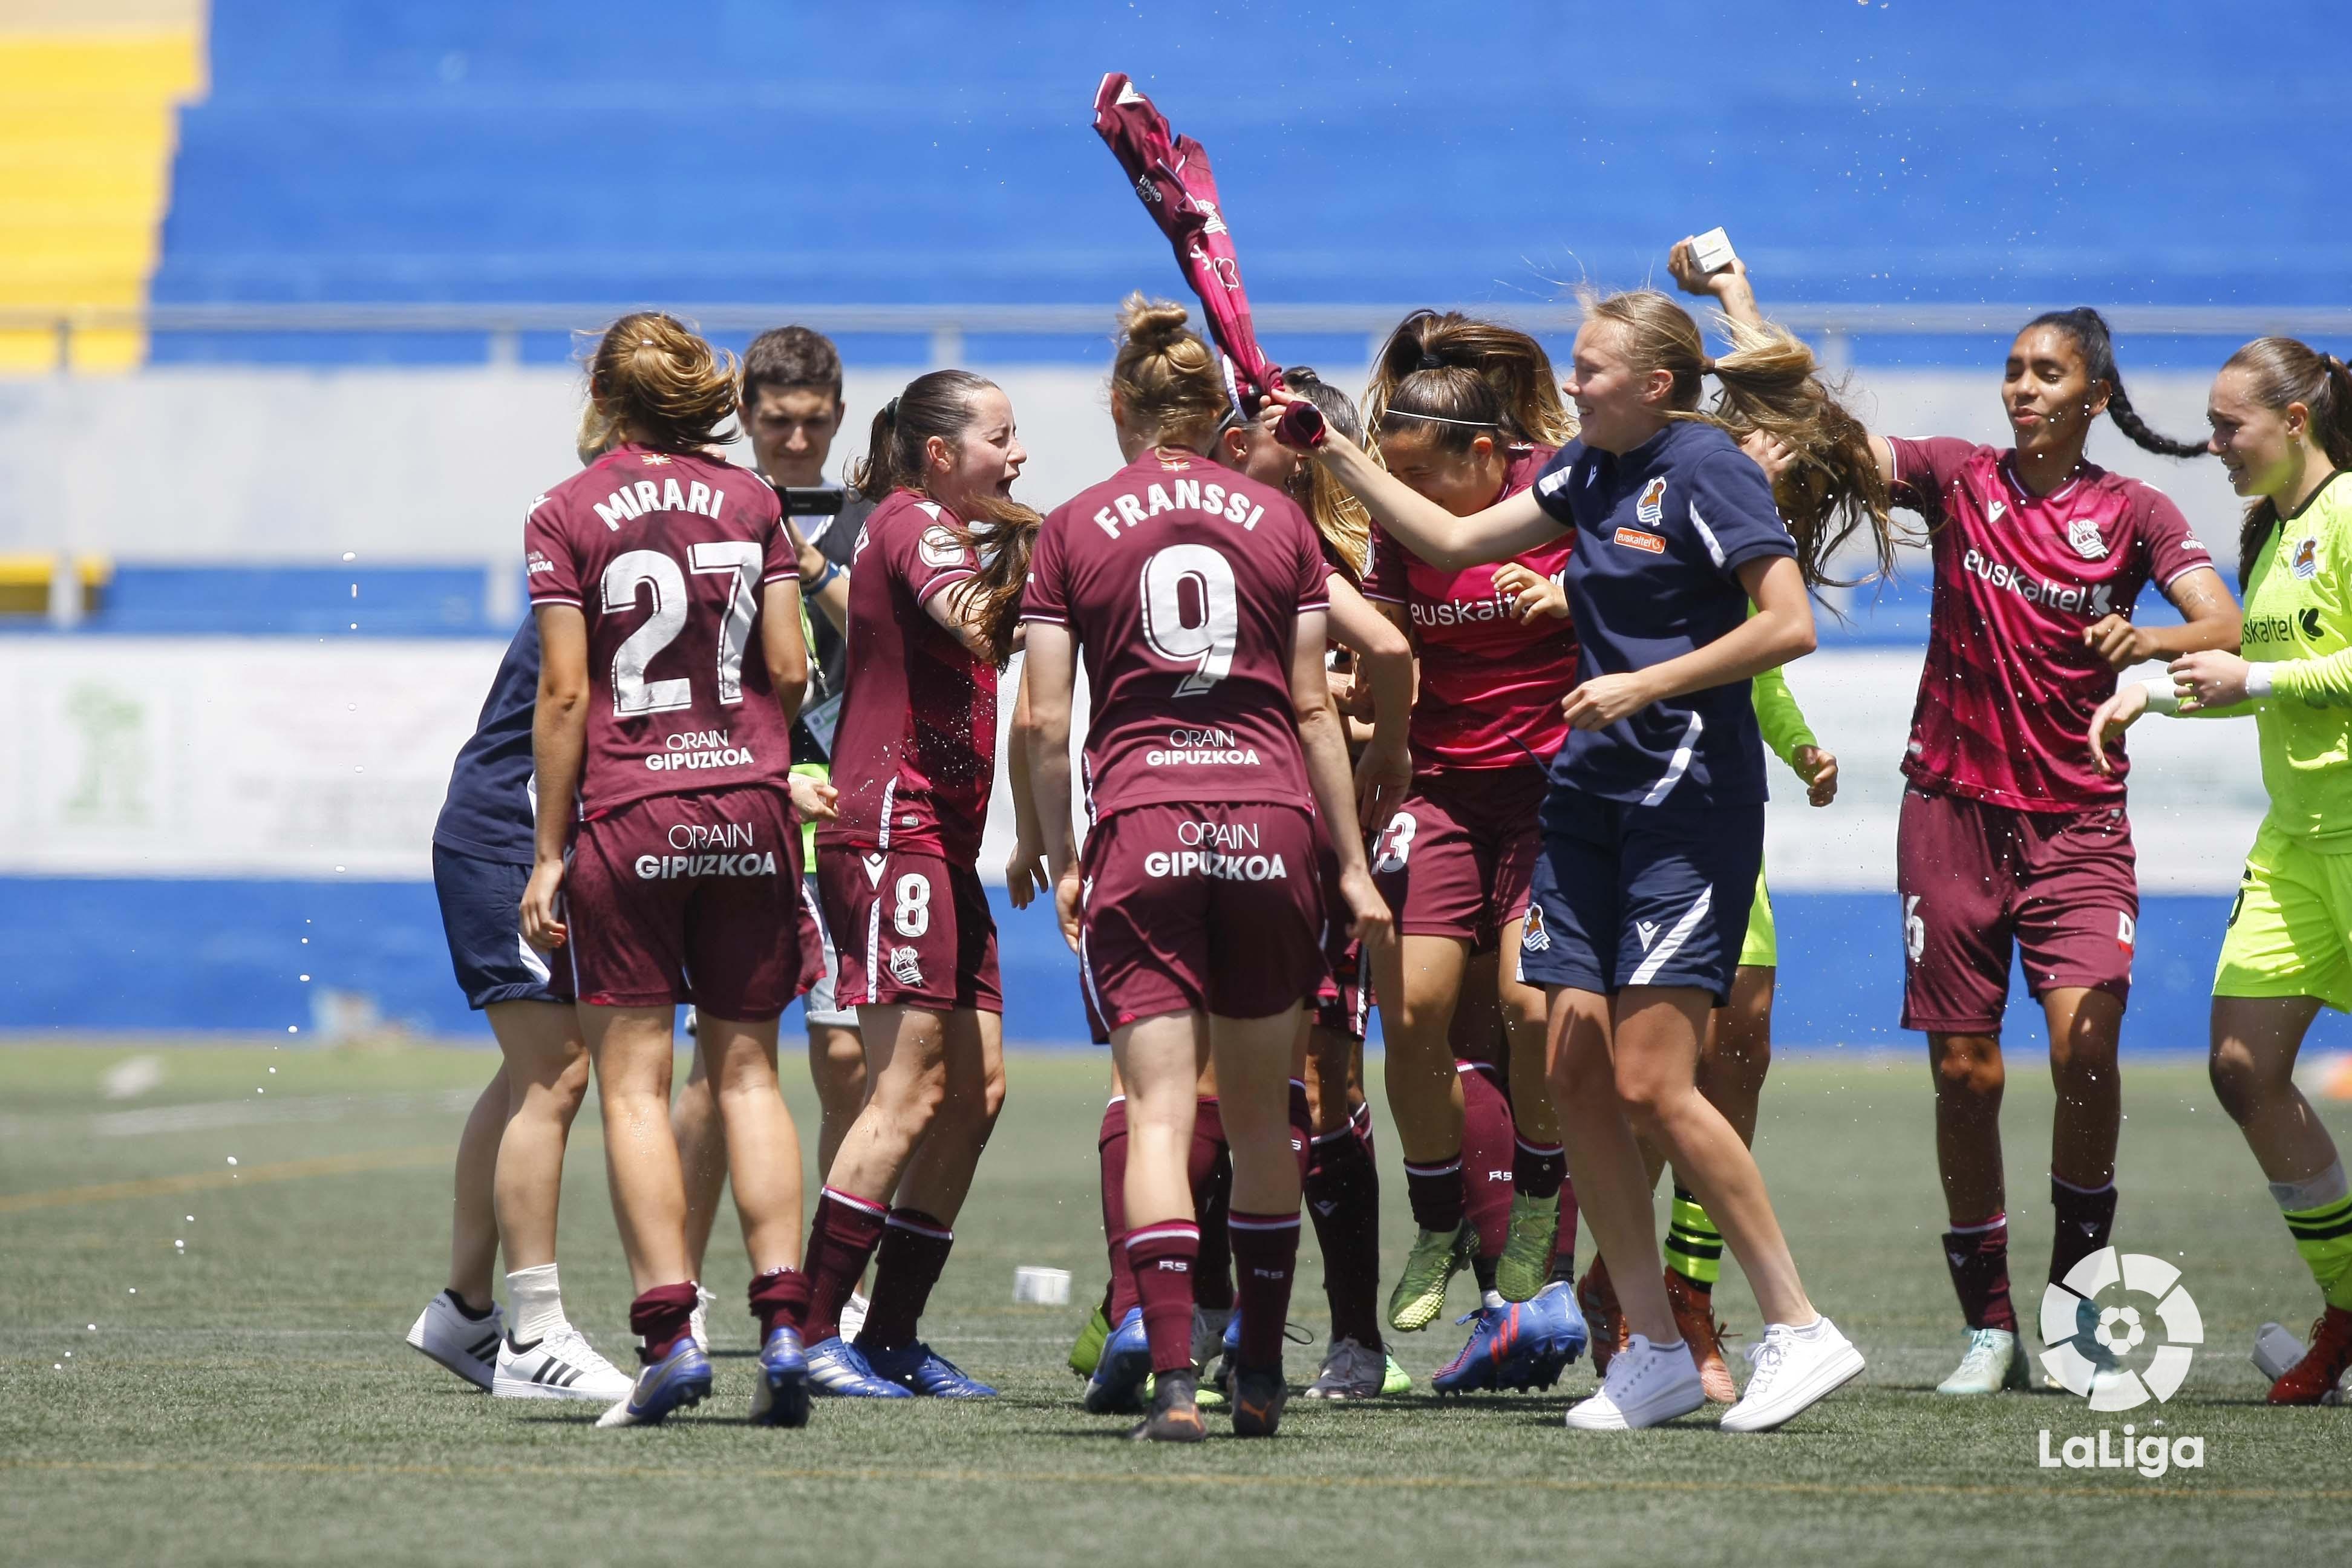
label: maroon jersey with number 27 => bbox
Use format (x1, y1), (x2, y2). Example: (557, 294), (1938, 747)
(524, 445), (799, 817)
(1022, 448), (1328, 822)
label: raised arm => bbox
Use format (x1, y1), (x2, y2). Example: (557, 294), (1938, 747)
(786, 517), (851, 635)
(1261, 393), (1564, 571)
(1671, 237), (1898, 490)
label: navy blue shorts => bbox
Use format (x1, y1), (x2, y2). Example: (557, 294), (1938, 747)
(1515, 788), (1761, 1004)
(433, 843), (571, 1010)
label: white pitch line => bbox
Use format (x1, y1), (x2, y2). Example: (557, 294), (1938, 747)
(89, 1089), (480, 1138)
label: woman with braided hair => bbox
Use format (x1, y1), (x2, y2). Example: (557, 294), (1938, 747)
(1687, 245), (2241, 1399)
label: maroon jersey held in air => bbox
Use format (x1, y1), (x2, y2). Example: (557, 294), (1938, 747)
(817, 489), (998, 864)
(1363, 445), (1576, 772)
(523, 445), (798, 817)
(1889, 436), (2215, 811)
(1022, 449), (1328, 823)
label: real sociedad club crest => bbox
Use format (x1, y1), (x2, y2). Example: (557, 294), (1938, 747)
(1636, 476), (1667, 527)
(2293, 537), (2321, 580)
(2068, 518), (2109, 560)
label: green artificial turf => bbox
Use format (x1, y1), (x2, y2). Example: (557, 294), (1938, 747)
(3, 1040), (2348, 1567)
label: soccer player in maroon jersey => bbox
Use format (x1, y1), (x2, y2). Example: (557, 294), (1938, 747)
(515, 312), (816, 1429)
(1708, 258), (2243, 1395)
(1022, 299), (1391, 1440)
(1351, 312), (1590, 1351)
(802, 368), (1034, 1399)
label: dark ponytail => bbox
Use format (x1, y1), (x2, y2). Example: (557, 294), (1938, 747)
(2025, 307), (2206, 459)
(851, 368), (1039, 668)
(2217, 336), (2352, 589)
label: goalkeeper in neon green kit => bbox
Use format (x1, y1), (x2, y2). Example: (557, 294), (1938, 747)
(2092, 335), (2352, 1405)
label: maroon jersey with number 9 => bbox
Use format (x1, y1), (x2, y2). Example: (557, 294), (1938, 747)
(1022, 449), (1328, 823)
(523, 445), (799, 817)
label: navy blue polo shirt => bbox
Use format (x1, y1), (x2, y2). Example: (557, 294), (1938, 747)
(431, 616), (540, 864)
(1529, 420), (1796, 807)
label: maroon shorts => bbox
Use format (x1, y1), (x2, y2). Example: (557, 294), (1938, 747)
(1313, 822), (1370, 1040)
(1896, 784), (2138, 1034)
(564, 784), (803, 1019)
(1370, 766), (1546, 950)
(815, 847), (1002, 1014)
(1080, 802), (1324, 1028)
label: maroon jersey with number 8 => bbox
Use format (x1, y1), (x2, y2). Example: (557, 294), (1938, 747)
(1022, 449), (1328, 823)
(524, 445), (799, 818)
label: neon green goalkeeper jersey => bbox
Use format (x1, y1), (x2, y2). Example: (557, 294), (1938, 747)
(2206, 470), (2352, 850)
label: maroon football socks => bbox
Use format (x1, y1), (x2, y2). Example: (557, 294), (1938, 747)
(1192, 1099), (1233, 1314)
(629, 1281), (700, 1364)
(1229, 1210), (1301, 1371)
(1097, 1100), (1140, 1318)
(800, 1186), (888, 1344)
(748, 1266), (811, 1343)
(1459, 1060), (1514, 1258)
(1942, 1212), (2017, 1333)
(1126, 1220), (1203, 1374)
(2050, 1175), (2118, 1287)
(858, 1207), (954, 1353)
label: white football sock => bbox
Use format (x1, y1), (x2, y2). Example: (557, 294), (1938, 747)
(506, 1263), (567, 1344)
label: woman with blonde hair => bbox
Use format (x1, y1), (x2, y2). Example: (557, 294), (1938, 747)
(1265, 286), (1891, 1431)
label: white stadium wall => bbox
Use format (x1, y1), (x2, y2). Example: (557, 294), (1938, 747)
(0, 362), (2319, 1050)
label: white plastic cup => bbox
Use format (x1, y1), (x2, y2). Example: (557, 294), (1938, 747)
(1013, 1266), (1071, 1305)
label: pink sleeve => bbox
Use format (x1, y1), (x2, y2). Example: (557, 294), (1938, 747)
(524, 498), (581, 607)
(1362, 521), (1406, 604)
(1020, 508), (1071, 625)
(2138, 486), (2218, 589)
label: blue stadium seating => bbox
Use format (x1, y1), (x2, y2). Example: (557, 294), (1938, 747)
(151, 0), (2348, 364)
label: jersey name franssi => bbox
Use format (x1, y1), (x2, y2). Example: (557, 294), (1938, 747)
(1959, 545), (2116, 618)
(591, 474), (731, 531)
(1088, 477), (1267, 538)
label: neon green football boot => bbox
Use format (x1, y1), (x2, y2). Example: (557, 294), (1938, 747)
(1388, 1220), (1476, 1333)
(1067, 1301), (1111, 1379)
(1495, 1192), (1558, 1303)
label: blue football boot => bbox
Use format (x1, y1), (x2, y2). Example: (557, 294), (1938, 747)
(1430, 1305), (1505, 1395)
(863, 1339), (998, 1398)
(750, 1325), (812, 1427)
(1494, 1279), (1589, 1391)
(805, 1335), (913, 1398)
(594, 1336), (713, 1428)
(1083, 1307), (1152, 1414)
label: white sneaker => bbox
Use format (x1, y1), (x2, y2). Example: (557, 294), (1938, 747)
(1564, 1333), (1705, 1430)
(1302, 1336), (1387, 1400)
(1935, 1326), (2026, 1396)
(838, 1289), (871, 1344)
(493, 1324), (636, 1403)
(1191, 1307), (1231, 1371)
(406, 1292), (504, 1391)
(688, 1284), (717, 1351)
(1720, 1316), (1864, 1432)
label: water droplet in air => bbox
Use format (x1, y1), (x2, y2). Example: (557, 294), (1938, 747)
(299, 974), (310, 982)
(342, 552), (356, 562)
(226, 1157), (237, 1166)
(287, 1026), (298, 1034)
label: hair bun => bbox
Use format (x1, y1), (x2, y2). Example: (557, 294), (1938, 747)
(1117, 292), (1194, 352)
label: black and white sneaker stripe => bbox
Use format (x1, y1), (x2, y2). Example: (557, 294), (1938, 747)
(508, 1334), (591, 1390)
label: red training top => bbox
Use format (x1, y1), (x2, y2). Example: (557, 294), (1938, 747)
(1022, 448), (1329, 825)
(817, 489), (999, 864)
(523, 445), (798, 817)
(1362, 443), (1575, 772)
(1889, 436), (2214, 811)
